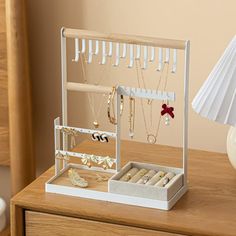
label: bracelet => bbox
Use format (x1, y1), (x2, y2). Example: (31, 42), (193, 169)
(107, 87), (124, 125)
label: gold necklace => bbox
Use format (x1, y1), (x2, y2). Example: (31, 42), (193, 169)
(135, 59), (170, 144)
(80, 54), (111, 128)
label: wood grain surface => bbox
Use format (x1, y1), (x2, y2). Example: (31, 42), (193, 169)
(0, 0), (9, 166)
(12, 140), (236, 236)
(25, 211), (184, 236)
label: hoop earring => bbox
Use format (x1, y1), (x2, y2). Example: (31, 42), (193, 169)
(92, 132), (100, 141)
(100, 133), (108, 143)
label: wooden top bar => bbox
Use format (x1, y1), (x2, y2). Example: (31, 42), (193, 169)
(62, 28), (187, 50)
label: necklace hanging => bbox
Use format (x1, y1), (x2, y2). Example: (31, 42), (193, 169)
(80, 54), (111, 129)
(135, 59), (170, 144)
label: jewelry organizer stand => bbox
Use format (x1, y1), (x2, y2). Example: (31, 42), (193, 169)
(46, 27), (190, 210)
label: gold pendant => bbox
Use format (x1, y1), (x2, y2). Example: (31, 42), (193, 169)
(93, 121), (99, 128)
(147, 134), (157, 144)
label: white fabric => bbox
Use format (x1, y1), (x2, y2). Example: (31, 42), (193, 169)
(192, 36), (236, 126)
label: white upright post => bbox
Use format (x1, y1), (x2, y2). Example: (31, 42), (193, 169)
(183, 41), (190, 187)
(54, 118), (61, 175)
(116, 90), (121, 172)
(61, 28), (68, 168)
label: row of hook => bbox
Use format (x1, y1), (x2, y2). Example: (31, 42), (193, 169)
(72, 38), (177, 73)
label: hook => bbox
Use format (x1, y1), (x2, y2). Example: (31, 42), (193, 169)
(128, 44), (134, 68)
(172, 49), (177, 73)
(165, 48), (170, 63)
(136, 45), (141, 59)
(81, 39), (86, 54)
(72, 38), (80, 62)
(142, 46), (148, 69)
(100, 41), (107, 65)
(149, 47), (155, 62)
(94, 40), (99, 55)
(113, 43), (120, 67)
(157, 48), (163, 71)
(120, 43), (127, 58)
(87, 40), (93, 64)
(108, 42), (113, 57)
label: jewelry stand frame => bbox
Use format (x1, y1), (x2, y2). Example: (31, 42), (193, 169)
(45, 27), (190, 210)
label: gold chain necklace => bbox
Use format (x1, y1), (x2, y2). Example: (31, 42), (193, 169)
(80, 54), (111, 128)
(135, 59), (170, 144)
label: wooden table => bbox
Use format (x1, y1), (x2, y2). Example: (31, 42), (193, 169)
(11, 140), (236, 236)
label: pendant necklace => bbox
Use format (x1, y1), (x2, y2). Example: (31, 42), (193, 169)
(135, 59), (170, 144)
(80, 54), (111, 129)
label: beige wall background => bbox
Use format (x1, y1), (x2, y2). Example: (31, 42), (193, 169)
(25, 0), (235, 174)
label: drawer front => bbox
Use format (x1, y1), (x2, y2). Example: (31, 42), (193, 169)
(25, 211), (184, 236)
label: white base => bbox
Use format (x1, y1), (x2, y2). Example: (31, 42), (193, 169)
(45, 165), (187, 211)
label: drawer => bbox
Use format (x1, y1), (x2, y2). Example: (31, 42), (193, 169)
(25, 211), (184, 236)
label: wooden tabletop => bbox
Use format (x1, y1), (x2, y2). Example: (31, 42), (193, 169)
(11, 140), (236, 236)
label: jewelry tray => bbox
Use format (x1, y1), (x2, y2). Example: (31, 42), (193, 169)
(108, 161), (184, 201)
(46, 162), (187, 211)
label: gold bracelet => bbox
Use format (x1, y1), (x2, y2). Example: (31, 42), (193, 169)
(107, 87), (125, 125)
(107, 86), (117, 124)
(129, 97), (135, 138)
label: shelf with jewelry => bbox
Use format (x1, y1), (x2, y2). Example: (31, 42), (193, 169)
(45, 27), (190, 211)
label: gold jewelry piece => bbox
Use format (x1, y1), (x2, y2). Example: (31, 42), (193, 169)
(137, 169), (156, 184)
(81, 154), (115, 170)
(107, 86), (117, 124)
(107, 87), (124, 125)
(145, 171), (166, 185)
(55, 151), (70, 161)
(135, 59), (170, 144)
(80, 54), (111, 129)
(68, 168), (88, 188)
(96, 174), (109, 182)
(81, 154), (92, 168)
(60, 127), (78, 149)
(155, 172), (175, 187)
(129, 97), (135, 138)
(128, 168), (148, 183)
(119, 168), (139, 182)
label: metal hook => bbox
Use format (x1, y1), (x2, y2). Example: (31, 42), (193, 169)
(100, 41), (107, 65)
(136, 45), (141, 59)
(87, 39), (93, 64)
(120, 43), (127, 58)
(94, 40), (99, 55)
(128, 44), (134, 68)
(149, 47), (155, 62)
(108, 42), (113, 57)
(165, 48), (170, 63)
(81, 39), (86, 54)
(172, 49), (177, 73)
(157, 48), (163, 71)
(72, 38), (80, 62)
(142, 46), (148, 69)
(113, 43), (120, 67)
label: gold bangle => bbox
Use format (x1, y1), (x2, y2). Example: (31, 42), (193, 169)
(129, 97), (135, 138)
(107, 86), (117, 124)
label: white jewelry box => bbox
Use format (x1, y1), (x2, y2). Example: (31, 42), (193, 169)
(108, 161), (184, 201)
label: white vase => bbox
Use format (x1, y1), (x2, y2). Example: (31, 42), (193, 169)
(0, 198), (6, 232)
(227, 126), (236, 169)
